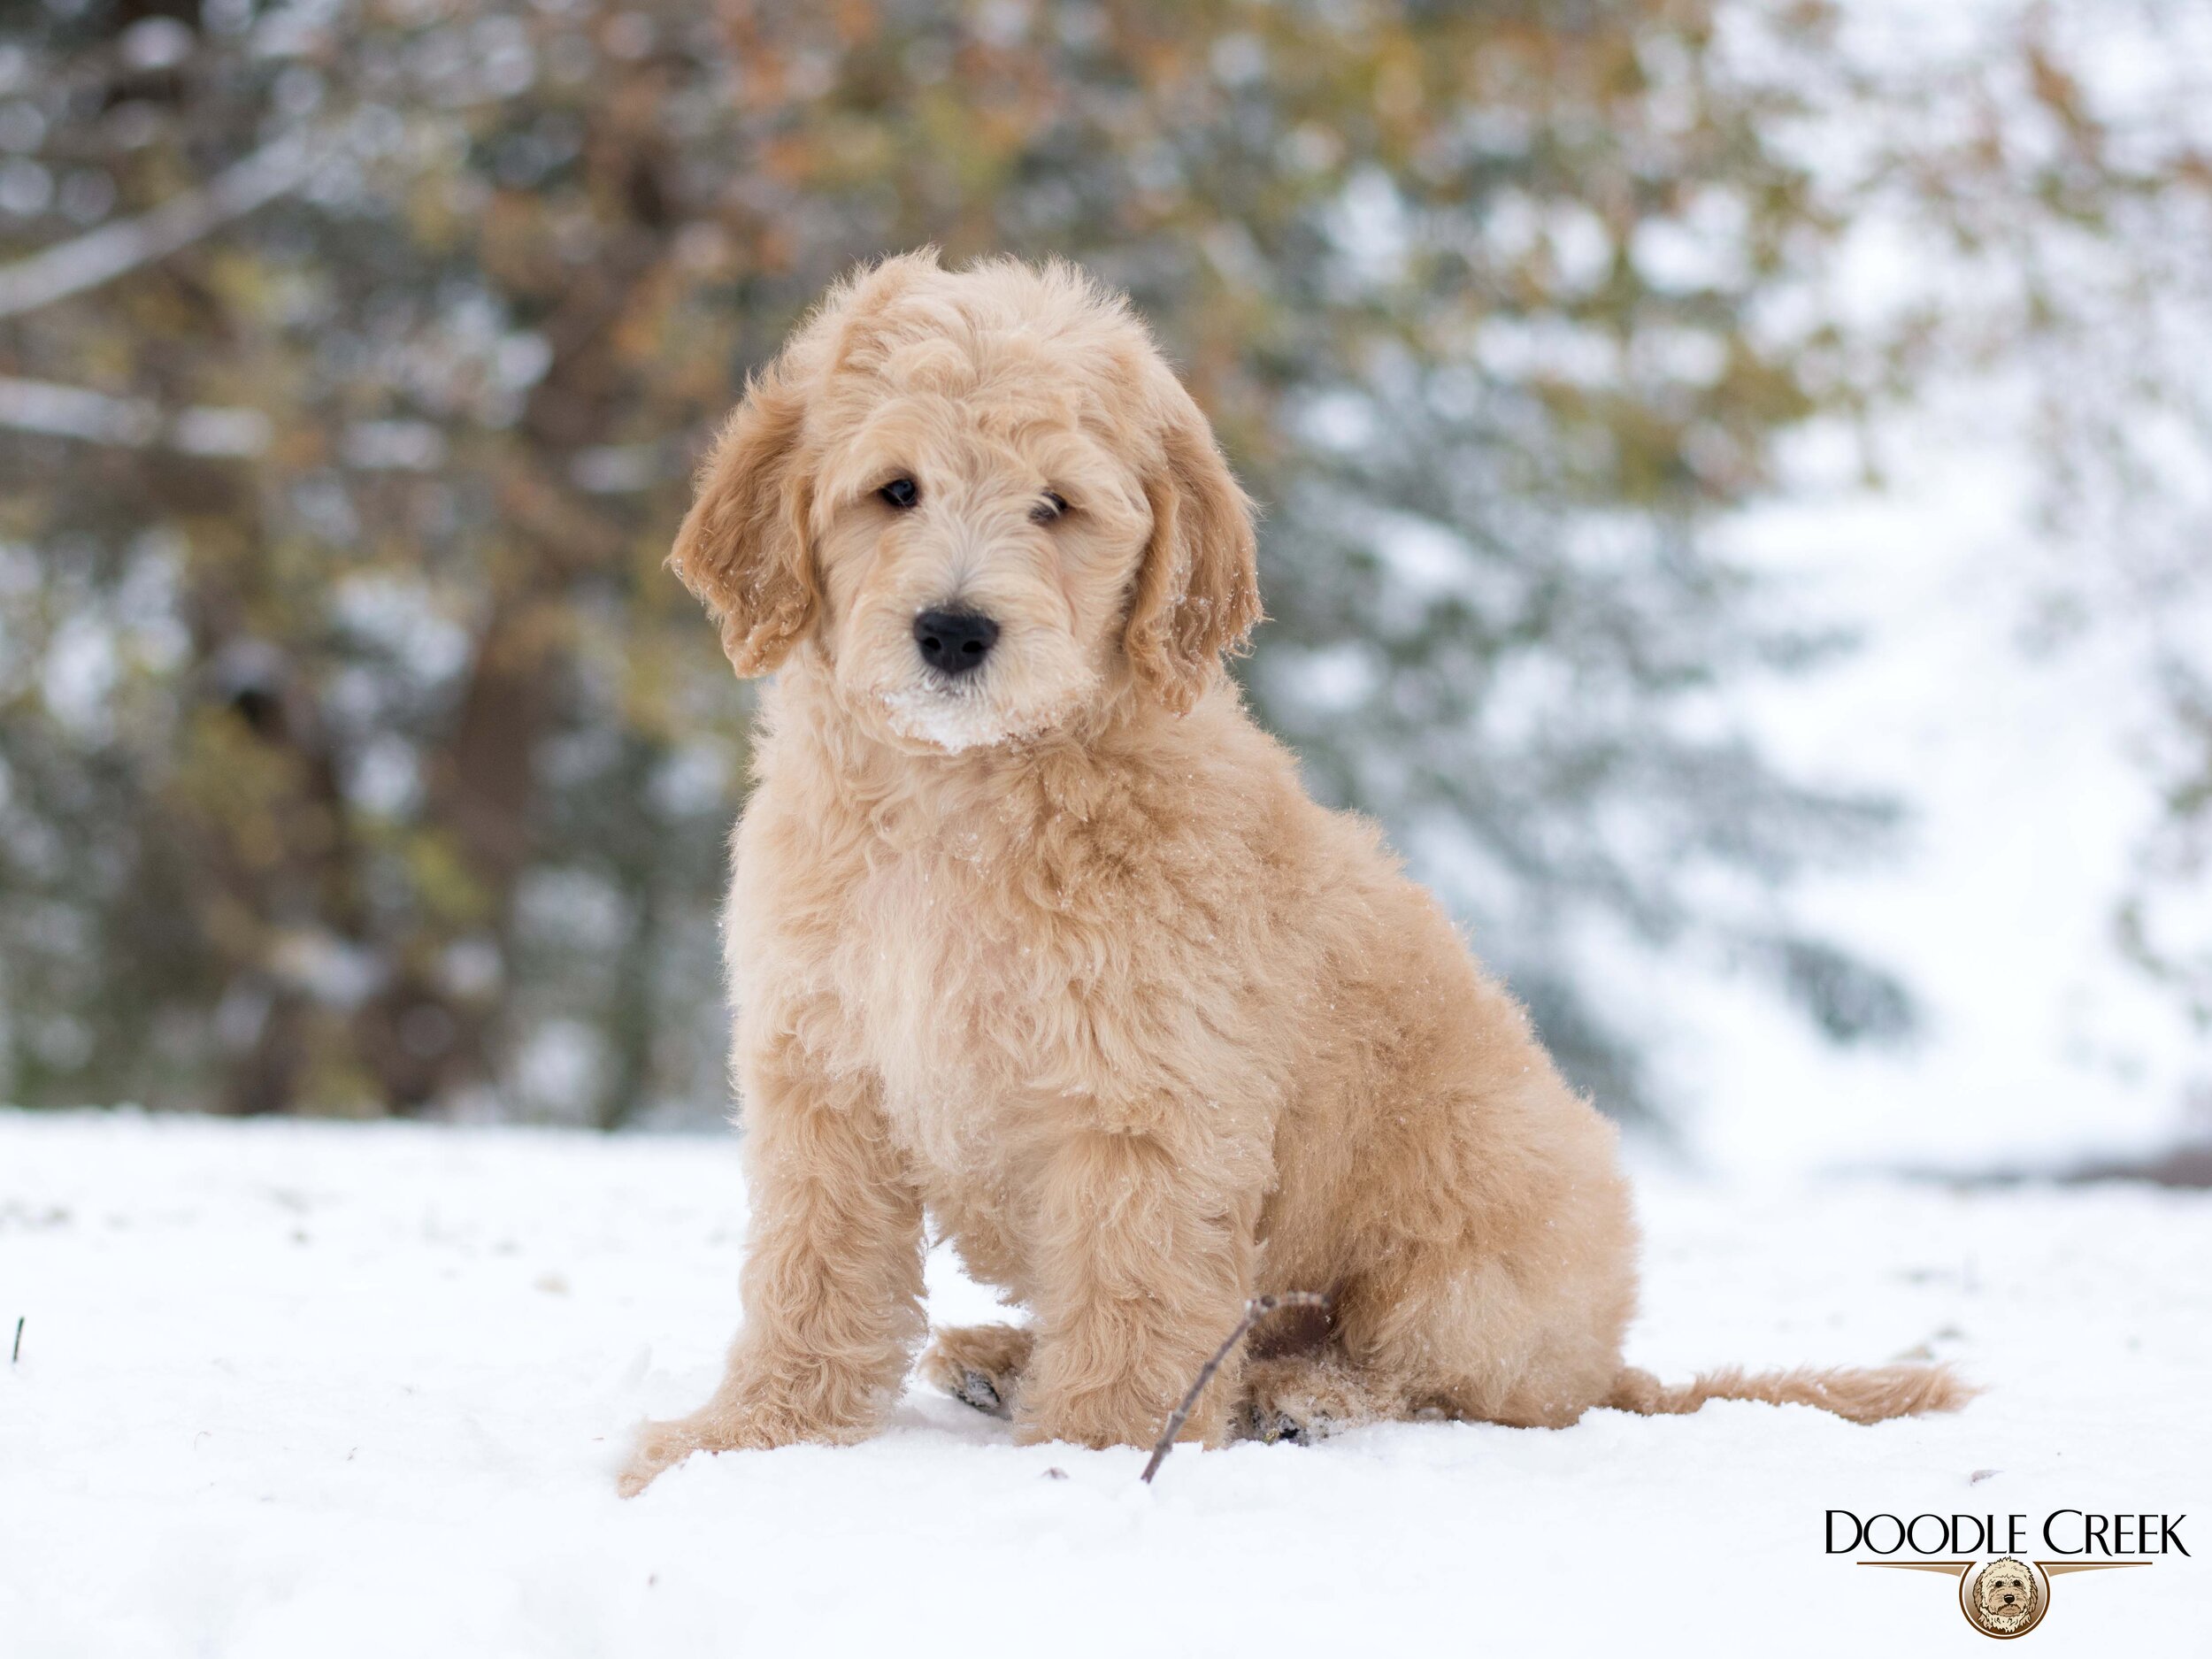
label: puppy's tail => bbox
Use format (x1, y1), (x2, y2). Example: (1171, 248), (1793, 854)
(1607, 1362), (1975, 1425)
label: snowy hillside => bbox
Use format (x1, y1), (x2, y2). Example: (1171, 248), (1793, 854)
(4, 1110), (2203, 1656)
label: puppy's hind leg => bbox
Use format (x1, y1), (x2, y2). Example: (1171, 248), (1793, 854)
(1238, 1353), (1405, 1445)
(1326, 1225), (1637, 1434)
(919, 1325), (1034, 1419)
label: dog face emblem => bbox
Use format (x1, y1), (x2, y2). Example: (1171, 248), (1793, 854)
(1961, 1556), (2047, 1638)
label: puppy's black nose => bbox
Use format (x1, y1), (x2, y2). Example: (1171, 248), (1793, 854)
(913, 609), (999, 677)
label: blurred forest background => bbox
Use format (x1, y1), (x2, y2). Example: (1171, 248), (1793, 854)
(0, 0), (2205, 1145)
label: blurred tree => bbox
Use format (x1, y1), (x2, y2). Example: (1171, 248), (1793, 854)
(1805, 0), (2212, 1117)
(0, 0), (1964, 1125)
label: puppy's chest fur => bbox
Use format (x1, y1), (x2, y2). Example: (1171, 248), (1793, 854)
(747, 809), (1111, 1179)
(741, 749), (1277, 1197)
(831, 831), (1056, 1177)
(743, 717), (1292, 1221)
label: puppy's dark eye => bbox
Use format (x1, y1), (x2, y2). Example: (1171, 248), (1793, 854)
(1029, 489), (1068, 526)
(879, 477), (919, 510)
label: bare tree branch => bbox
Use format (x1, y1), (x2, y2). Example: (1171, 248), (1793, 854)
(0, 128), (326, 321)
(0, 378), (488, 469)
(1140, 1291), (1331, 1485)
(0, 374), (271, 455)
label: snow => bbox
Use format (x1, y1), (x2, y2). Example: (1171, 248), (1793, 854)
(879, 682), (1018, 754)
(876, 678), (1070, 756)
(5, 1110), (2205, 1656)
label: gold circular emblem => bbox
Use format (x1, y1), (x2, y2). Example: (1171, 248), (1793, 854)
(1961, 1555), (2048, 1639)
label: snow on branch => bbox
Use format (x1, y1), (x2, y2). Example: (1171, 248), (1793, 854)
(0, 128), (326, 321)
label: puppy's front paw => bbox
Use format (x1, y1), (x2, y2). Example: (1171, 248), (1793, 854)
(615, 1401), (798, 1497)
(618, 1417), (707, 1498)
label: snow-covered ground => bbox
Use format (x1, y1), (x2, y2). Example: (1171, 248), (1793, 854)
(4, 1110), (2205, 1656)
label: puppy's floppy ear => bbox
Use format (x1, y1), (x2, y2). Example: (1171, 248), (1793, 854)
(1125, 380), (1263, 713)
(668, 356), (816, 677)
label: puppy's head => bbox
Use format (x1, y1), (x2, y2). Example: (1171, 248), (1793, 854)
(670, 252), (1260, 751)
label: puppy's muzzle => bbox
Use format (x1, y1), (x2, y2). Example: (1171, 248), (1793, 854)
(913, 608), (999, 678)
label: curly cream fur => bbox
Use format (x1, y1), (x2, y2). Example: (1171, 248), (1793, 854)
(620, 253), (1969, 1495)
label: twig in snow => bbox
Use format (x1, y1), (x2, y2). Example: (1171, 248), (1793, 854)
(11, 1317), (21, 1364)
(1140, 1291), (1329, 1485)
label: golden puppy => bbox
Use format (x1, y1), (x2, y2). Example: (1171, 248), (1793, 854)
(618, 252), (1966, 1495)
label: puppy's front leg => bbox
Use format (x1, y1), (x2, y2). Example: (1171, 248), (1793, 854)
(619, 1036), (923, 1495)
(1017, 1127), (1255, 1451)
